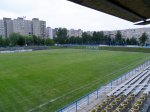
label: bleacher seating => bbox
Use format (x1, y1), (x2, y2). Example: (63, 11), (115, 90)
(107, 70), (146, 96)
(124, 71), (150, 96)
(144, 84), (150, 95)
(91, 65), (150, 112)
(133, 78), (149, 95)
(108, 70), (148, 96)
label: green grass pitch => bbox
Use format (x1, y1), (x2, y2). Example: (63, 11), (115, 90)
(0, 49), (149, 112)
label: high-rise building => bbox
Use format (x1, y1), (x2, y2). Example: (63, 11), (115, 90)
(13, 17), (32, 36)
(32, 18), (46, 38)
(53, 28), (58, 38)
(24, 20), (32, 35)
(0, 17), (46, 38)
(32, 18), (41, 37)
(86, 31), (94, 36)
(40, 21), (46, 38)
(0, 20), (5, 37)
(68, 29), (83, 37)
(46, 27), (53, 39)
(3, 18), (13, 38)
(103, 27), (150, 44)
(77, 29), (83, 37)
(13, 17), (25, 35)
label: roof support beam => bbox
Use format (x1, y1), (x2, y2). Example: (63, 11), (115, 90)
(99, 0), (147, 21)
(135, 20), (150, 25)
(68, 0), (150, 24)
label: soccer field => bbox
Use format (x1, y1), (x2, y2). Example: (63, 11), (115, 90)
(0, 49), (149, 112)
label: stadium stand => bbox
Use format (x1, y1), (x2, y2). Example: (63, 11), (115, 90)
(91, 66), (150, 112)
(57, 61), (150, 112)
(107, 70), (148, 97)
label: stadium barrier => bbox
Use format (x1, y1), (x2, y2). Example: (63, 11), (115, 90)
(57, 60), (150, 112)
(0, 49), (32, 53)
(0, 46), (49, 51)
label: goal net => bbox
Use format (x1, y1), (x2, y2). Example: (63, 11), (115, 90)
(85, 46), (99, 50)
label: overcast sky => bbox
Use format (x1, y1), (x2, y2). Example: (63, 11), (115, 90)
(0, 0), (150, 31)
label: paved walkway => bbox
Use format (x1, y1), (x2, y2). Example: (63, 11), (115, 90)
(78, 93), (107, 112)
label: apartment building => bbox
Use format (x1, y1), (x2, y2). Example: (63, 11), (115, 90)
(46, 27), (53, 39)
(3, 18), (13, 38)
(0, 17), (46, 38)
(104, 27), (150, 43)
(40, 21), (46, 38)
(68, 29), (83, 37)
(0, 20), (5, 37)
(52, 28), (58, 38)
(32, 18), (46, 38)
(13, 17), (32, 36)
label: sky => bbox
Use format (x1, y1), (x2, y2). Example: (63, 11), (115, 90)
(0, 0), (150, 31)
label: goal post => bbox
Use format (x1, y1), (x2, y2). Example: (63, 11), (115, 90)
(85, 46), (100, 50)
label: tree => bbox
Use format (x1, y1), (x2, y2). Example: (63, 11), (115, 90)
(130, 37), (137, 45)
(17, 35), (25, 46)
(106, 35), (112, 45)
(92, 31), (97, 44)
(0, 33), (56, 47)
(92, 31), (105, 44)
(55, 28), (68, 44)
(9, 33), (26, 46)
(26, 36), (33, 46)
(115, 31), (122, 45)
(0, 36), (4, 46)
(9, 33), (22, 46)
(82, 32), (91, 44)
(33, 35), (40, 45)
(45, 38), (55, 46)
(126, 38), (131, 45)
(67, 36), (77, 44)
(139, 32), (148, 46)
(122, 38), (126, 45)
(3, 38), (10, 46)
(98, 31), (104, 44)
(75, 36), (82, 44)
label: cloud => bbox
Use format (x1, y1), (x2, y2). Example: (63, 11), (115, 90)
(0, 0), (35, 13)
(0, 0), (150, 31)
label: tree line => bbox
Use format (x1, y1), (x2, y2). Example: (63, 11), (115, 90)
(54, 28), (149, 46)
(0, 33), (55, 47)
(0, 28), (149, 47)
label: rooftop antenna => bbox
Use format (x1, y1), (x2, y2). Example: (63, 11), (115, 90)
(23, 16), (27, 46)
(23, 16), (26, 20)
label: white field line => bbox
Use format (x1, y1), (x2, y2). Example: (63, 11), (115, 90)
(0, 79), (33, 111)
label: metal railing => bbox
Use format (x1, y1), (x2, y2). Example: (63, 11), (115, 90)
(57, 60), (150, 112)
